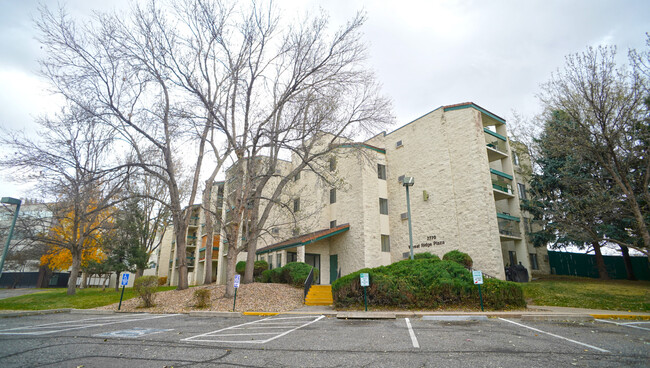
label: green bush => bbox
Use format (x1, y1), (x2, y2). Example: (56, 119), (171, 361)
(442, 250), (473, 268)
(193, 288), (211, 309)
(236, 260), (270, 278)
(413, 252), (440, 261)
(332, 258), (524, 310)
(259, 262), (319, 286)
(134, 275), (158, 308)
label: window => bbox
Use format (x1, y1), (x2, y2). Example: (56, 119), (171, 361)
(277, 255), (282, 268)
(330, 220), (337, 228)
(381, 235), (390, 252)
(293, 171), (301, 181)
(329, 157), (336, 171)
(396, 140), (403, 148)
(517, 183), (527, 200)
(330, 188), (336, 204)
(293, 198), (300, 212)
(377, 164), (386, 180)
(529, 253), (539, 270)
(268, 255), (274, 269)
(513, 152), (520, 166)
(287, 252), (297, 263)
(379, 198), (388, 215)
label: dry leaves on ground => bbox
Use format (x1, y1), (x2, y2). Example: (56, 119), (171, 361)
(95, 283), (304, 313)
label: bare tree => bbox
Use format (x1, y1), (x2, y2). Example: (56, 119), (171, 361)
(168, 1), (392, 294)
(0, 107), (128, 295)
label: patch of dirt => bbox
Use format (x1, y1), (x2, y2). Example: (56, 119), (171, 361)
(95, 283), (304, 313)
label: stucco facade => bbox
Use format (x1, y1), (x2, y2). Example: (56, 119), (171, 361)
(158, 102), (548, 286)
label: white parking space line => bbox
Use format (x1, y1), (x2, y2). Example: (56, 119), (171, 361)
(405, 318), (419, 348)
(0, 314), (181, 335)
(182, 315), (324, 344)
(596, 319), (650, 331)
(499, 318), (610, 353)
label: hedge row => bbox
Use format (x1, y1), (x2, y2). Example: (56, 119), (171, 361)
(261, 262), (319, 287)
(332, 251), (525, 310)
(235, 260), (269, 280)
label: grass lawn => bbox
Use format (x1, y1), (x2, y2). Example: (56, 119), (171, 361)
(521, 275), (650, 312)
(0, 286), (177, 311)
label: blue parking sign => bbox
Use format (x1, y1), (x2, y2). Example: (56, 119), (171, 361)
(121, 273), (130, 286)
(234, 274), (241, 288)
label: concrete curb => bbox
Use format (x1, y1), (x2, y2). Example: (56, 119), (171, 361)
(70, 309), (115, 315)
(337, 311), (396, 319)
(590, 314), (650, 320)
(0, 308), (72, 318)
(521, 314), (594, 322)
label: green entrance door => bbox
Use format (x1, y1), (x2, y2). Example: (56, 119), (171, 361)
(329, 254), (338, 284)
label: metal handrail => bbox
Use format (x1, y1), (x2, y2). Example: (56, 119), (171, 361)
(303, 267), (314, 301)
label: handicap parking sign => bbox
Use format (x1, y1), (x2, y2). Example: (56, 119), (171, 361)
(234, 274), (240, 288)
(121, 273), (129, 286)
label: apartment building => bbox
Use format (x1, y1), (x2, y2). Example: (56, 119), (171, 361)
(157, 102), (548, 286)
(254, 102), (549, 282)
(157, 183), (225, 286)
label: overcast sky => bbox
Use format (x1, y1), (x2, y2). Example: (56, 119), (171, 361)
(0, 0), (648, 199)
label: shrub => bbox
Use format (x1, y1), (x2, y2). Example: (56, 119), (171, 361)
(236, 261), (246, 276)
(193, 289), (211, 309)
(236, 260), (270, 278)
(134, 275), (158, 308)
(158, 276), (167, 286)
(260, 262), (318, 286)
(413, 252), (440, 261)
(332, 258), (524, 310)
(442, 250), (473, 268)
(282, 262), (318, 286)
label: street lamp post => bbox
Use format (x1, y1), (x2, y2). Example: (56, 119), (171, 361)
(402, 177), (415, 260)
(0, 197), (22, 279)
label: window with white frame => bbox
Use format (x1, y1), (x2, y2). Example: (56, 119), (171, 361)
(330, 188), (336, 204)
(517, 183), (527, 200)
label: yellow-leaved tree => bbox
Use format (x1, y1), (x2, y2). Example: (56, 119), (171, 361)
(40, 204), (114, 292)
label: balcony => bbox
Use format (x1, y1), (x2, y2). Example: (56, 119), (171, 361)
(189, 217), (199, 227)
(484, 129), (508, 161)
(491, 169), (514, 200)
(497, 213), (521, 239)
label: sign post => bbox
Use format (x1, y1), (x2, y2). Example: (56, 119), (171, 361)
(472, 270), (484, 312)
(233, 274), (241, 312)
(118, 273), (129, 311)
(360, 273), (369, 312)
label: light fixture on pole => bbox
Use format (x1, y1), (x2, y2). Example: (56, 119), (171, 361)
(0, 197), (22, 279)
(402, 177), (415, 260)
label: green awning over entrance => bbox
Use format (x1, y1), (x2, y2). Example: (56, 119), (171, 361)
(256, 224), (350, 255)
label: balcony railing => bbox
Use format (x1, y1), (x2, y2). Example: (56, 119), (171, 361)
(491, 172), (513, 194)
(484, 129), (507, 154)
(497, 214), (521, 238)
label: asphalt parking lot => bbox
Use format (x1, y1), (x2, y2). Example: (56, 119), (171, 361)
(0, 312), (647, 367)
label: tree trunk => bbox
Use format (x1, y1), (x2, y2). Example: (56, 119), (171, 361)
(81, 272), (88, 289)
(592, 241), (610, 280)
(224, 248), (238, 298)
(67, 249), (81, 295)
(135, 268), (144, 279)
(620, 245), (637, 281)
(114, 271), (121, 292)
(203, 177), (216, 285)
(244, 238), (257, 283)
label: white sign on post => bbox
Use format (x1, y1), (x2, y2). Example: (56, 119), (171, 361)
(472, 270), (484, 285)
(234, 274), (241, 288)
(121, 273), (129, 286)
(360, 273), (369, 287)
